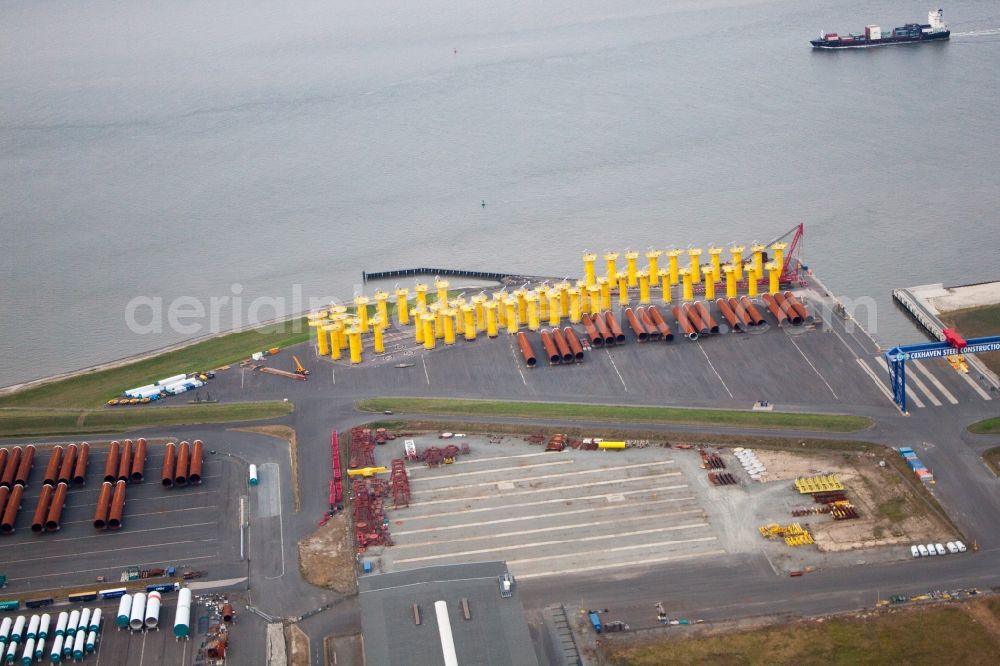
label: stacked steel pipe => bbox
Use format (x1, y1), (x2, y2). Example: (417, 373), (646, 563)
(174, 441), (191, 486)
(117, 439), (134, 483)
(107, 480), (127, 529)
(562, 327), (585, 361)
(772, 292), (801, 325)
(695, 302), (720, 334)
(103, 441), (121, 483)
(161, 442), (177, 487)
(92, 481), (114, 529)
(782, 292), (814, 324)
(728, 297), (753, 328)
(603, 311), (626, 344)
(0, 445), (37, 534)
(683, 303), (708, 335)
(1, 446), (22, 489)
(539, 329), (561, 364)
(551, 328), (574, 363)
(624, 307), (648, 341)
(647, 306), (675, 342)
(45, 482), (68, 531)
(516, 332), (537, 368)
(189, 440), (204, 485)
(637, 307), (660, 341)
(31, 483), (54, 532)
(672, 306), (698, 340)
(739, 296), (766, 326)
(57, 443), (77, 485)
(715, 298), (742, 332)
(14, 444), (34, 488)
(130, 438), (147, 483)
(580, 313), (604, 347)
(0, 484), (22, 533)
(72, 443), (89, 485)
(591, 312), (614, 345)
(760, 293), (787, 325)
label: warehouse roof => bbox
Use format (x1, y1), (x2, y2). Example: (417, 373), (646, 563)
(359, 561), (539, 666)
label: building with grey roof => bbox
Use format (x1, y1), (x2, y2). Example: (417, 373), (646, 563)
(359, 561), (539, 666)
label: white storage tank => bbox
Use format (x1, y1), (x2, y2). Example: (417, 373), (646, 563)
(129, 593), (147, 631)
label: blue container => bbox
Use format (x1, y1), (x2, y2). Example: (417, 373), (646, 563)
(588, 612), (602, 634)
(362, 561), (373, 574)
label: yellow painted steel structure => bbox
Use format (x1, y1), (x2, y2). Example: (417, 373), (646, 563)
(585, 285), (599, 314)
(462, 305), (476, 341)
(557, 281), (571, 317)
(414, 283), (429, 312)
(348, 327), (363, 364)
(751, 244), (766, 276)
(600, 278), (613, 310)
(414, 312), (424, 343)
(433, 305), (445, 339)
(646, 250), (662, 286)
(453, 299), (466, 336)
(604, 251), (619, 282)
(748, 266), (759, 297)
(598, 441), (626, 450)
(373, 319), (385, 353)
(335, 316), (350, 350)
(617, 276), (629, 305)
(724, 265), (737, 299)
(680, 268), (693, 302)
(514, 289), (528, 323)
(526, 291), (540, 331)
(505, 298), (519, 334)
(704, 271), (715, 300)
(434, 279), (449, 306)
(471, 295), (487, 332)
(708, 247), (723, 282)
(328, 325), (342, 360)
(637, 270), (650, 304)
(312, 320), (329, 356)
(442, 309), (456, 345)
(659, 270), (671, 303)
(422, 314), (436, 350)
(582, 253), (597, 286)
(493, 293), (507, 326)
(395, 288), (410, 325)
(354, 296), (370, 331)
(568, 288), (582, 323)
(771, 242), (787, 271)
(374, 291), (389, 327)
(666, 249), (683, 286)
(347, 466), (387, 478)
(688, 248), (702, 283)
(485, 301), (499, 337)
(625, 251), (640, 287)
(547, 290), (560, 327)
(794, 474), (844, 494)
(767, 262), (780, 295)
(538, 288), (549, 320)
(730, 245), (745, 281)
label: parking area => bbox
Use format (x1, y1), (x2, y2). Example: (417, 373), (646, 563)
(0, 440), (245, 594)
(373, 436), (721, 580)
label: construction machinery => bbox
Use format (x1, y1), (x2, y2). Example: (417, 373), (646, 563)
(292, 354), (310, 376)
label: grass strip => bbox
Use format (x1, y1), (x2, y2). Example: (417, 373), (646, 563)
(0, 402), (293, 438)
(604, 600), (1000, 666)
(969, 416), (1000, 435)
(356, 398), (871, 432)
(0, 318), (311, 409)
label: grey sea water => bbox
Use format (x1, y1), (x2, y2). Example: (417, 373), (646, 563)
(2, 0), (999, 387)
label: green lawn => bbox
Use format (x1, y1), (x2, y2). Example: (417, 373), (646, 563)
(0, 318), (311, 409)
(355, 398), (871, 432)
(606, 602), (1000, 666)
(969, 417), (1000, 435)
(0, 402), (293, 437)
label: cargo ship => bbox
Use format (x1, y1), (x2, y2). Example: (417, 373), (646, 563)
(810, 9), (949, 48)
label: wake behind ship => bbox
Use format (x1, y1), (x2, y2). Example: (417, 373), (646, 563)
(811, 9), (949, 49)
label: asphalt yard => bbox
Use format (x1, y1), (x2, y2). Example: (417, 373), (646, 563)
(0, 440), (244, 595)
(377, 437), (722, 580)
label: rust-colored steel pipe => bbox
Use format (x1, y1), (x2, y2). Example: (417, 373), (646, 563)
(103, 441), (121, 483)
(604, 311), (627, 344)
(1, 446), (22, 489)
(0, 486), (8, 522)
(728, 297), (752, 328)
(14, 444), (35, 488)
(117, 439), (134, 482)
(130, 438), (147, 483)
(562, 327), (585, 361)
(739, 297), (766, 326)
(695, 302), (720, 334)
(591, 312), (614, 345)
(772, 292), (801, 325)
(551, 329), (574, 363)
(73, 442), (90, 485)
(31, 483), (54, 533)
(715, 298), (743, 332)
(189, 440), (205, 485)
(581, 314), (604, 347)
(162, 442), (177, 487)
(108, 480), (126, 529)
(516, 332), (538, 368)
(539, 330), (561, 364)
(637, 308), (660, 341)
(1, 484), (23, 533)
(93, 481), (114, 529)
(672, 306), (698, 340)
(647, 306), (675, 342)
(44, 446), (63, 486)
(58, 443), (77, 485)
(761, 293), (787, 325)
(782, 292), (814, 324)
(624, 308), (648, 341)
(683, 304), (708, 335)
(45, 481), (68, 531)
(175, 441), (191, 486)
(0, 450), (7, 481)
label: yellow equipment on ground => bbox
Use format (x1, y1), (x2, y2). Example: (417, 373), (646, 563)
(794, 474), (844, 494)
(292, 354), (310, 376)
(347, 467), (387, 477)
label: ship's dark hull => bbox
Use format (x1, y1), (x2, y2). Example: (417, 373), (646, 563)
(811, 31), (949, 48)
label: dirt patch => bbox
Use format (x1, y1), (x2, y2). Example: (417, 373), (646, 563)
(231, 425), (300, 511)
(753, 449), (844, 481)
(284, 623), (310, 666)
(297, 514), (357, 595)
